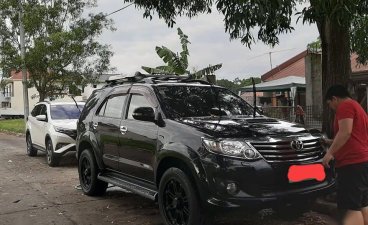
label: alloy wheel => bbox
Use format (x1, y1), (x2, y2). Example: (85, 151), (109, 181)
(81, 157), (92, 189)
(26, 135), (32, 154)
(163, 179), (190, 225)
(46, 142), (52, 164)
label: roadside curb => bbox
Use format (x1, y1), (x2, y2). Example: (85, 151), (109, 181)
(0, 131), (25, 137)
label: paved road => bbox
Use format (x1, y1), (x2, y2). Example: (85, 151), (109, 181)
(0, 133), (337, 225)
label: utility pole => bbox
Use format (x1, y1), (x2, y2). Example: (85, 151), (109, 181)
(18, 0), (29, 123)
(268, 52), (273, 69)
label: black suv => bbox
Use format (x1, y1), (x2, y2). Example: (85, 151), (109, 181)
(76, 73), (335, 225)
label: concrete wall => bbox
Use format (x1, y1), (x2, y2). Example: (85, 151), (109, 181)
(305, 52), (323, 110)
(12, 80), (38, 113)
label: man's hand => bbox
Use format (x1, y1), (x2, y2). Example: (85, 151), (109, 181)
(320, 137), (333, 146)
(322, 151), (334, 168)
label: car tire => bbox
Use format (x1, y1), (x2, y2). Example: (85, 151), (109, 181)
(26, 133), (37, 156)
(46, 139), (60, 167)
(78, 149), (107, 196)
(158, 168), (209, 225)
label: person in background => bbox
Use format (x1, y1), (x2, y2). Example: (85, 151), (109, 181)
(295, 105), (305, 125)
(322, 85), (368, 225)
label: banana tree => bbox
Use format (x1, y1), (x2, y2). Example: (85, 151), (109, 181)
(142, 28), (222, 78)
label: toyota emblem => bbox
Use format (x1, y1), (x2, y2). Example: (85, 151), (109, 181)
(291, 140), (304, 151)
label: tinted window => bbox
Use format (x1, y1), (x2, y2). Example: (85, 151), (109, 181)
(97, 101), (107, 116)
(156, 86), (254, 118)
(80, 89), (106, 121)
(127, 95), (152, 120)
(50, 104), (84, 120)
(31, 105), (42, 117)
(103, 95), (126, 118)
(39, 105), (47, 116)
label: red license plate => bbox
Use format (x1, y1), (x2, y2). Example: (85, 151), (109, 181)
(287, 164), (326, 183)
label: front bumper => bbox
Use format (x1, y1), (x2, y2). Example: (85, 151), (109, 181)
(50, 131), (77, 155)
(200, 154), (336, 209)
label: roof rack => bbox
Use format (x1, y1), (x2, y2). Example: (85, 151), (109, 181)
(104, 72), (211, 86)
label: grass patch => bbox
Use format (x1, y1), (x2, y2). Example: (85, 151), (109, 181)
(0, 119), (25, 134)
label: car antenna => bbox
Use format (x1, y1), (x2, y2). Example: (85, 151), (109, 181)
(251, 77), (257, 118)
(68, 94), (81, 113)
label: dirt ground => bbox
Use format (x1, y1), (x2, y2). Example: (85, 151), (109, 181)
(0, 133), (338, 225)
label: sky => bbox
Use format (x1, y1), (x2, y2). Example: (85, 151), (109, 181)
(91, 1), (319, 81)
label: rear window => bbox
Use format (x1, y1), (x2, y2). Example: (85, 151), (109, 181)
(50, 104), (84, 120)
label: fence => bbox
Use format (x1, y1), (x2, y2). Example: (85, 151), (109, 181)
(262, 105), (323, 130)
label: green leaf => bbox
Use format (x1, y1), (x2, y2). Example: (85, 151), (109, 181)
(192, 64), (222, 78)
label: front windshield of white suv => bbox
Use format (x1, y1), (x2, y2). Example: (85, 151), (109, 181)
(50, 104), (84, 120)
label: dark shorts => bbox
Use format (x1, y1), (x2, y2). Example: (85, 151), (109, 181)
(336, 162), (368, 211)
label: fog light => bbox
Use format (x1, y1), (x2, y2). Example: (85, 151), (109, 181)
(226, 182), (238, 195)
(56, 143), (68, 150)
(244, 149), (257, 159)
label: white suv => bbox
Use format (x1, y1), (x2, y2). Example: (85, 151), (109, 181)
(26, 101), (85, 166)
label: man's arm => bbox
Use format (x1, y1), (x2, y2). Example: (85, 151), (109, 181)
(322, 118), (353, 168)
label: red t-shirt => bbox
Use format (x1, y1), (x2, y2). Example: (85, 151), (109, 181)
(333, 99), (368, 168)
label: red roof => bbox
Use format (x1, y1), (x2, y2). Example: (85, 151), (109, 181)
(260, 51), (368, 81)
(261, 50), (307, 81)
(10, 70), (30, 80)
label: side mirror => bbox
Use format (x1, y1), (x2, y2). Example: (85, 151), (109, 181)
(132, 107), (155, 122)
(36, 115), (47, 121)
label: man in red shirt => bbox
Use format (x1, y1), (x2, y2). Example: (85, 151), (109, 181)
(322, 85), (368, 225)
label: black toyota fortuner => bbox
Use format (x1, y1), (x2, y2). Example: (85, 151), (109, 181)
(76, 73), (335, 225)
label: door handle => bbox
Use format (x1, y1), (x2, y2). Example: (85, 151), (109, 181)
(92, 122), (98, 129)
(120, 126), (128, 135)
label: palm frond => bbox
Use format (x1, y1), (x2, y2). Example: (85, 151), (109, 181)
(141, 66), (168, 74)
(177, 28), (190, 69)
(193, 63), (222, 78)
(156, 46), (186, 74)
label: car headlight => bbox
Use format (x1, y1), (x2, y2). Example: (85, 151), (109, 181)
(202, 138), (261, 160)
(53, 126), (71, 133)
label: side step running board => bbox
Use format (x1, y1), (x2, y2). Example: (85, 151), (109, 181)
(98, 173), (158, 201)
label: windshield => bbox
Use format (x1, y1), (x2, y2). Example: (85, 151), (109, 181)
(156, 85), (254, 118)
(50, 104), (84, 120)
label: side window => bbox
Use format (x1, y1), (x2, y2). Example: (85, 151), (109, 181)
(31, 105), (41, 117)
(97, 101), (107, 116)
(101, 95), (126, 118)
(39, 105), (47, 116)
(127, 94), (152, 120)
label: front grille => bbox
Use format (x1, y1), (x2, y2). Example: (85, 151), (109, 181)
(59, 129), (77, 140)
(251, 138), (324, 163)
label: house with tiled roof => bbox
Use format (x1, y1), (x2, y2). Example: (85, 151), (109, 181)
(0, 71), (38, 118)
(257, 50), (368, 111)
(261, 50), (308, 82)
(0, 70), (116, 118)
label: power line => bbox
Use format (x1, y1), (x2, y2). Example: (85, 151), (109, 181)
(105, 3), (134, 17)
(247, 48), (294, 61)
(247, 48), (295, 69)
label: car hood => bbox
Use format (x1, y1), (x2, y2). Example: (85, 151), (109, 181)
(177, 116), (309, 138)
(51, 119), (78, 130)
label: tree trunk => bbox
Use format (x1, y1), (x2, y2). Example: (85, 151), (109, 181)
(38, 91), (46, 102)
(319, 17), (351, 137)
